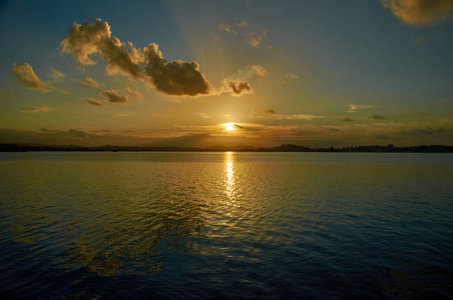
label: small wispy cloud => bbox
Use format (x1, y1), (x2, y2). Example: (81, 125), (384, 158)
(218, 21), (267, 48)
(236, 20), (248, 27)
(218, 23), (238, 35)
(125, 87), (144, 102)
(252, 65), (269, 76)
(85, 97), (105, 106)
(83, 76), (100, 88)
(21, 106), (49, 113)
(252, 110), (325, 121)
(285, 73), (299, 80)
(50, 68), (65, 78)
(348, 104), (375, 113)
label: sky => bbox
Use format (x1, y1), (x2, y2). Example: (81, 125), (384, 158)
(0, 0), (452, 148)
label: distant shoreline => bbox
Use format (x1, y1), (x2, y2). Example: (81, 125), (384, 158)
(1, 143), (452, 153)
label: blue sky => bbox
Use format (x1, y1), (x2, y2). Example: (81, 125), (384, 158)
(0, 0), (452, 147)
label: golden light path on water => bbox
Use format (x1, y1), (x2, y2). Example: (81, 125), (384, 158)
(224, 151), (237, 214)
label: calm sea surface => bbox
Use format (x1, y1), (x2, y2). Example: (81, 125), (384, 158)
(0, 152), (452, 299)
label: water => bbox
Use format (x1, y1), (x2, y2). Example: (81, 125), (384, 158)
(0, 152), (452, 299)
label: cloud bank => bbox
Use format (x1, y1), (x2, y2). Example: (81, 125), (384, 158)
(381, 0), (453, 25)
(12, 63), (47, 92)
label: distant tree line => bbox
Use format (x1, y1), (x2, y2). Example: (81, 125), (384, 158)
(1, 143), (452, 153)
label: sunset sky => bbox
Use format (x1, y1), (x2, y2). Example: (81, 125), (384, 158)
(1, 0), (452, 148)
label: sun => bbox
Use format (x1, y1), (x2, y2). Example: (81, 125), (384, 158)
(224, 123), (235, 131)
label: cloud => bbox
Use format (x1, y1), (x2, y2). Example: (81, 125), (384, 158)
(100, 89), (129, 104)
(61, 19), (145, 81)
(247, 30), (266, 47)
(341, 117), (354, 122)
(233, 124), (244, 129)
(236, 20), (248, 27)
(218, 22), (267, 47)
(218, 23), (238, 35)
(367, 115), (387, 120)
(252, 65), (269, 76)
(85, 97), (105, 106)
(381, 0), (453, 25)
(285, 73), (299, 80)
(403, 127), (446, 135)
(143, 43), (213, 96)
(68, 129), (87, 138)
(348, 104), (375, 113)
(412, 36), (431, 43)
(376, 134), (401, 140)
(12, 63), (47, 91)
(225, 79), (253, 96)
(82, 76), (100, 88)
(51, 68), (64, 78)
(252, 110), (325, 120)
(125, 87), (144, 101)
(21, 106), (49, 113)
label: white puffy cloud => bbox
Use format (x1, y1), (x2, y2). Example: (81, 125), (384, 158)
(12, 63), (47, 91)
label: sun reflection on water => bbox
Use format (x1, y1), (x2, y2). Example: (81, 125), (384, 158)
(224, 152), (237, 211)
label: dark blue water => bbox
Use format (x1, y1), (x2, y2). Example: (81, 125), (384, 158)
(1, 152), (452, 299)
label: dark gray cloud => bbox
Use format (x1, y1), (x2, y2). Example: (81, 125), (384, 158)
(12, 63), (47, 91)
(100, 90), (129, 104)
(233, 124), (244, 129)
(341, 117), (354, 122)
(225, 79), (253, 96)
(377, 134), (401, 140)
(381, 0), (453, 25)
(367, 115), (387, 120)
(143, 43), (212, 96)
(265, 109), (276, 114)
